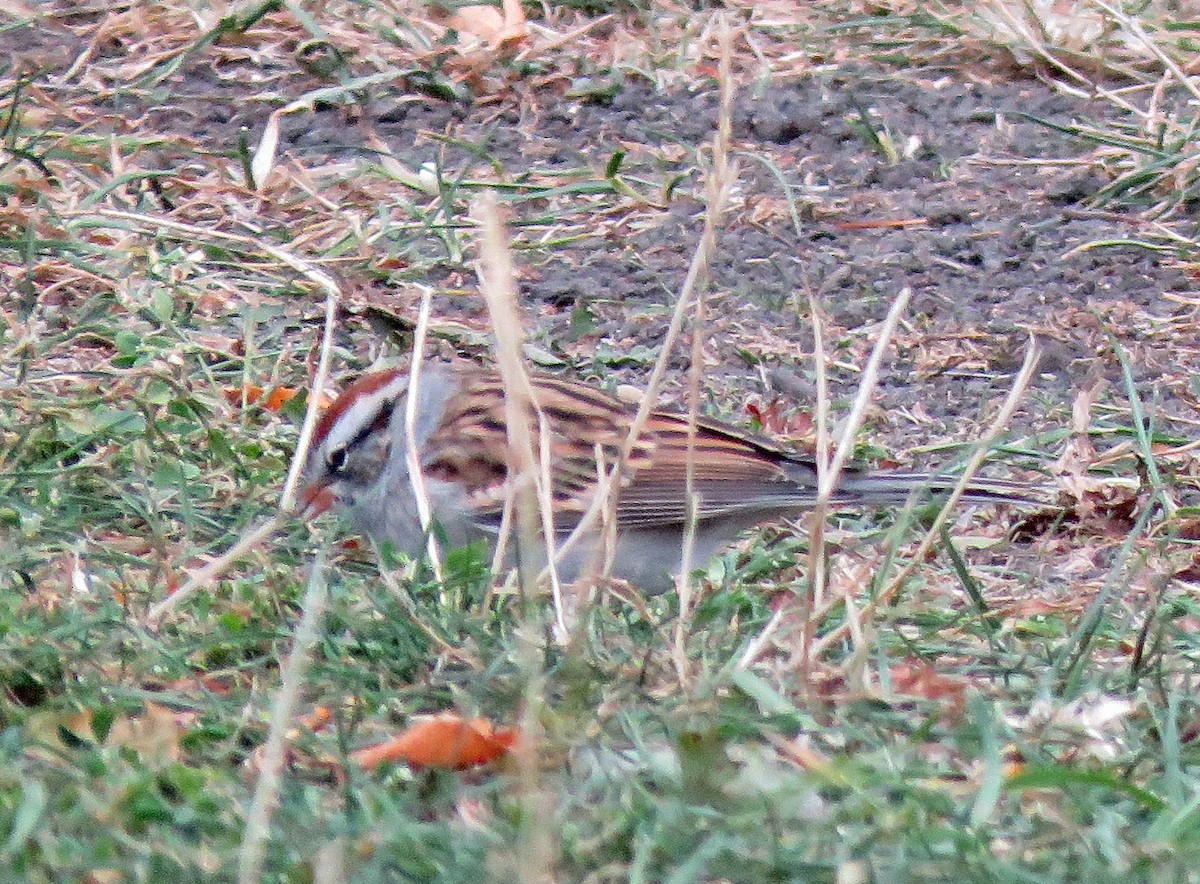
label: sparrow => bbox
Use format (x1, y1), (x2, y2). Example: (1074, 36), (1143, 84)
(300, 363), (1031, 591)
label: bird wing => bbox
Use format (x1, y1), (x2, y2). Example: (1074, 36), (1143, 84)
(420, 371), (815, 530)
(609, 411), (824, 525)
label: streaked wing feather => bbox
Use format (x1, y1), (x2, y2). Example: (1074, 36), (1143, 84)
(421, 371), (805, 530)
(417, 369), (1022, 532)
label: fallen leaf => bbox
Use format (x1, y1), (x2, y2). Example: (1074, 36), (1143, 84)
(351, 714), (519, 770)
(448, 0), (526, 50)
(263, 386), (300, 411)
(890, 661), (966, 720)
(104, 702), (186, 765)
(224, 385), (264, 407)
(26, 703), (186, 766)
(223, 384), (301, 412)
(746, 399), (815, 441)
(302, 706), (333, 732)
(450, 5), (503, 40)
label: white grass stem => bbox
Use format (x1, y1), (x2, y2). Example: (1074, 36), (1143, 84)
(136, 225), (340, 621)
(1094, 1), (1200, 105)
(811, 338), (1041, 659)
(470, 197), (559, 881)
(237, 553), (328, 884)
(738, 288), (911, 669)
(403, 287), (443, 583)
(821, 287), (912, 499)
(147, 516), (280, 622)
(798, 294), (831, 681)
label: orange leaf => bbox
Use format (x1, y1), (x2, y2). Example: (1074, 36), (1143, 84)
(224, 384), (265, 406)
(223, 384), (301, 412)
(302, 705), (333, 732)
(890, 661), (966, 719)
(350, 714), (519, 770)
(263, 386), (299, 412)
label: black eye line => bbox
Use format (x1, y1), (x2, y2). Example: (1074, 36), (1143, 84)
(326, 446), (348, 472)
(328, 399), (396, 473)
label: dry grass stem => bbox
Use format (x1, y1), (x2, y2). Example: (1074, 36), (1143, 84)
(1095, 0), (1200, 105)
(377, 565), (480, 667)
(797, 293), (831, 683)
(739, 287), (912, 669)
(470, 196), (559, 882)
(145, 238), (341, 622)
(821, 287), (913, 499)
(974, 1), (1147, 88)
(85, 213), (346, 505)
(403, 286), (443, 583)
(146, 515), (281, 623)
(556, 20), (742, 623)
(981, 5), (1098, 92)
(280, 273), (341, 513)
(515, 14), (614, 60)
(470, 194), (567, 640)
(237, 554), (328, 884)
(9, 2), (1197, 876)
(812, 337), (1042, 660)
(671, 14), (735, 689)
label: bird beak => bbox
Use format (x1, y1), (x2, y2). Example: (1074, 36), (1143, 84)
(298, 482), (337, 520)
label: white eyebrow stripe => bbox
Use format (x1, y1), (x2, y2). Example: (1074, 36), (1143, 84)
(323, 374), (411, 452)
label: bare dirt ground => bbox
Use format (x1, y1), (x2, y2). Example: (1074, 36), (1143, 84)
(10, 7), (1196, 451)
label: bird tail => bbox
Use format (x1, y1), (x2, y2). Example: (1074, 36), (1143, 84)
(833, 469), (1036, 506)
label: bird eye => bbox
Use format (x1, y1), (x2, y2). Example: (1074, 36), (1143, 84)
(326, 446), (348, 473)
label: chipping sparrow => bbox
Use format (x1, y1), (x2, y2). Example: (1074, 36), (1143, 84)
(300, 363), (1030, 591)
